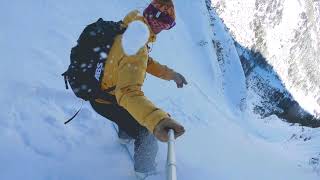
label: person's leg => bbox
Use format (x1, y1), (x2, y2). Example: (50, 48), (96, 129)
(118, 128), (132, 141)
(133, 129), (158, 172)
(90, 101), (158, 172)
(90, 101), (142, 137)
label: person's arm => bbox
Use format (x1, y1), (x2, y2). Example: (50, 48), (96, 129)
(146, 57), (176, 80)
(147, 57), (188, 88)
(115, 49), (169, 133)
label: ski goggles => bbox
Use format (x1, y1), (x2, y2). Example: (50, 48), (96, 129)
(143, 4), (176, 30)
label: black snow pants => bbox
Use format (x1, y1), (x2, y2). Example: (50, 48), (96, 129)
(90, 101), (158, 172)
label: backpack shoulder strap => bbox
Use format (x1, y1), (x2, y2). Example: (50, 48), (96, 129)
(97, 86), (117, 103)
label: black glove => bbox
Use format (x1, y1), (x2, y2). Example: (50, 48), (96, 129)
(173, 73), (188, 88)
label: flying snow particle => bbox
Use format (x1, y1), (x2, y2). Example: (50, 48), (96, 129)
(93, 47), (101, 52)
(100, 52), (107, 59)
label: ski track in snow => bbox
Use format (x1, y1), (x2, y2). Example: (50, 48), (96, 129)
(1, 0), (319, 179)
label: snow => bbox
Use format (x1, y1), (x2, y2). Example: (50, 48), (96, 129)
(1, 0), (319, 180)
(206, 4), (247, 112)
(211, 0), (320, 116)
(122, 20), (150, 56)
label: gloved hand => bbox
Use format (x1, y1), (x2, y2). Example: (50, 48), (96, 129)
(173, 72), (188, 88)
(153, 117), (185, 142)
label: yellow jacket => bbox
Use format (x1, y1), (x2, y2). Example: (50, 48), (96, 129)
(97, 10), (176, 133)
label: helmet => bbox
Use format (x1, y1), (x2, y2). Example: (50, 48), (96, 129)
(143, 0), (176, 33)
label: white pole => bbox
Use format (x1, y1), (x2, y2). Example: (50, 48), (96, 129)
(167, 129), (177, 180)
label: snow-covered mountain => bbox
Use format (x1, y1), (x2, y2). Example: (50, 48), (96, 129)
(1, 0), (320, 180)
(210, 0), (320, 119)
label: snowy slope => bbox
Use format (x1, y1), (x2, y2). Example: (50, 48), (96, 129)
(211, 0), (320, 116)
(0, 0), (319, 180)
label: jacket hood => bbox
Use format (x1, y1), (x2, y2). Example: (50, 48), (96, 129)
(123, 10), (157, 43)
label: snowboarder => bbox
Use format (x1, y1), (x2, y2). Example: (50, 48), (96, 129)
(89, 0), (187, 178)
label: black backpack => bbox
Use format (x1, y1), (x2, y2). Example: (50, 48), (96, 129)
(62, 18), (126, 102)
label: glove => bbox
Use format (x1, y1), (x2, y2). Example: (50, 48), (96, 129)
(153, 117), (185, 142)
(173, 73), (188, 88)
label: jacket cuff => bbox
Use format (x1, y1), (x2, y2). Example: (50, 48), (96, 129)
(143, 109), (169, 133)
(168, 71), (176, 80)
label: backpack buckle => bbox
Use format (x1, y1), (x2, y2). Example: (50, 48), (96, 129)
(62, 71), (69, 90)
